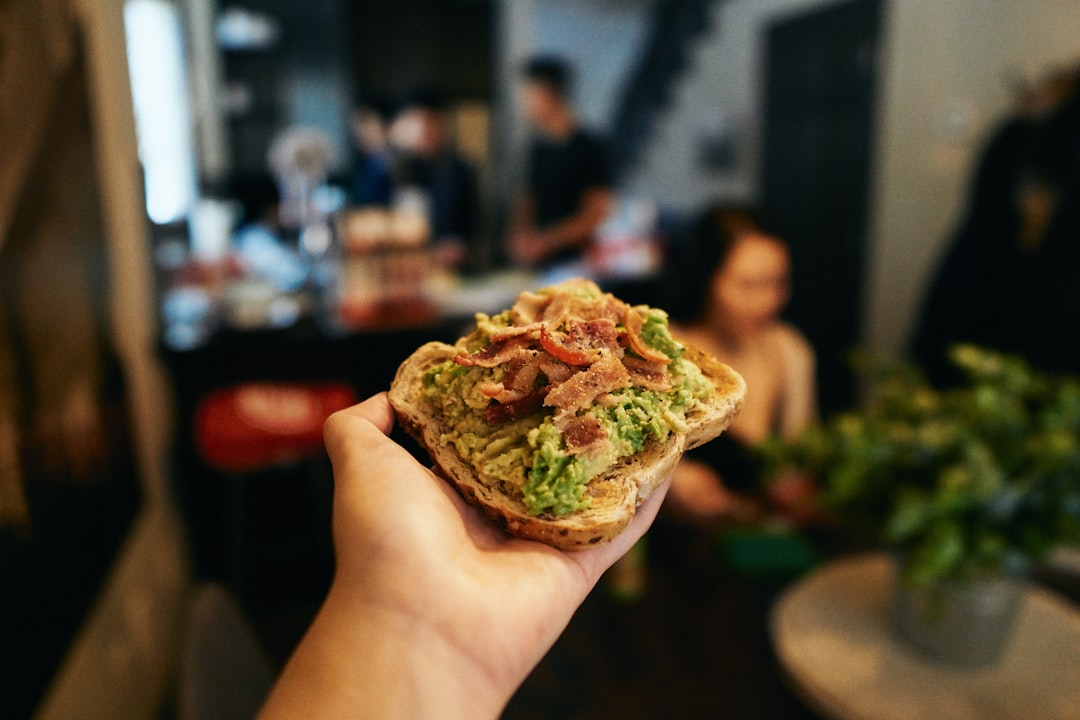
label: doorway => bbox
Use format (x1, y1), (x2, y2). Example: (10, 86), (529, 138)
(760, 0), (882, 414)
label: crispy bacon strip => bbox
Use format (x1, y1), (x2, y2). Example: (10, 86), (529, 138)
(558, 412), (609, 456)
(543, 290), (625, 325)
(505, 354), (542, 394)
(573, 318), (620, 351)
(478, 351), (550, 404)
(539, 318), (621, 367)
(622, 307), (672, 365)
(544, 352), (630, 413)
(483, 391), (546, 423)
(466, 283), (681, 435)
(538, 356), (574, 384)
(510, 291), (552, 325)
(490, 322), (545, 344)
(622, 355), (673, 392)
(455, 338), (535, 368)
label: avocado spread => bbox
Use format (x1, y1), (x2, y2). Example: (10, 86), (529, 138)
(422, 283), (713, 516)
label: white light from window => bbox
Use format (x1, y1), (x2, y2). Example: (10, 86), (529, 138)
(124, 0), (198, 225)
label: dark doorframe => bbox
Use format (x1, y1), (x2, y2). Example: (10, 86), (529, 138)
(760, 0), (883, 415)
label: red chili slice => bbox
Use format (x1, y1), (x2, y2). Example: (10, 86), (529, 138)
(539, 324), (595, 366)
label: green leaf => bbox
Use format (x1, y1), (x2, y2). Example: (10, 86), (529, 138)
(904, 521), (965, 587)
(886, 488), (931, 542)
(768, 343), (1080, 578)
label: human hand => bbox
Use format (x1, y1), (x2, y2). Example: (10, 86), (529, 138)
(508, 229), (549, 266)
(432, 238), (467, 268)
(766, 468), (822, 525)
(667, 457), (755, 523)
(260, 393), (668, 719)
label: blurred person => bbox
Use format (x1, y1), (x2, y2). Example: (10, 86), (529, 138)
(230, 174), (283, 250)
(388, 85), (479, 268)
(228, 175), (306, 291)
(258, 394), (668, 719)
(912, 64), (1080, 383)
(347, 98), (394, 208)
(509, 56), (614, 272)
(666, 205), (817, 521)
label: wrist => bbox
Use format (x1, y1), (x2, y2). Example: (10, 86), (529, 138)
(261, 582), (510, 720)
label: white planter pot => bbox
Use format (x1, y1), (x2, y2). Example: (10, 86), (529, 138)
(892, 566), (1027, 667)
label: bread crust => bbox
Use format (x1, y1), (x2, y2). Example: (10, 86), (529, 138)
(389, 339), (745, 550)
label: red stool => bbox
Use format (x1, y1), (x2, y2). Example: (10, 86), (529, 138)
(195, 382), (356, 472)
(193, 382), (357, 599)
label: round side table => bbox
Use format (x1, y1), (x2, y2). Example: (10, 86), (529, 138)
(771, 554), (1080, 720)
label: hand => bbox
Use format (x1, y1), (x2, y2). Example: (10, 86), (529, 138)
(259, 394), (669, 719)
(667, 458), (755, 523)
(508, 229), (549, 266)
(766, 469), (822, 524)
(431, 239), (467, 268)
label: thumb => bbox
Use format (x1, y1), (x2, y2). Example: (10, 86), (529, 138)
(323, 392), (396, 463)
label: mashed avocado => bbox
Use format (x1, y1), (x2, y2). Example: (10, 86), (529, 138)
(423, 297), (713, 517)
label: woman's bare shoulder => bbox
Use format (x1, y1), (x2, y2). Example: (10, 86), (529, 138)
(768, 323), (815, 363)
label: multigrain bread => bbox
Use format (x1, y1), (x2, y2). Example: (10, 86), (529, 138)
(389, 338), (746, 551)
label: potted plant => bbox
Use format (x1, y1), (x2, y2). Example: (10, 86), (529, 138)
(763, 344), (1080, 666)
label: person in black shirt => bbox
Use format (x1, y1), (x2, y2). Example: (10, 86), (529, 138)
(347, 98), (394, 208)
(510, 56), (614, 270)
(387, 86), (479, 268)
(911, 65), (1080, 383)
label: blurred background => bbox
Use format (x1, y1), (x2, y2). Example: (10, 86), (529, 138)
(2, 0), (1080, 718)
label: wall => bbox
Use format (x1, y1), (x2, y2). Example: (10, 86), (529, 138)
(35, 0), (191, 718)
(531, 0), (653, 133)
(627, 0), (1080, 360)
(865, 0), (1080, 358)
(494, 0), (652, 196)
(185, 0), (230, 184)
(625, 0), (838, 209)
(217, 0), (351, 176)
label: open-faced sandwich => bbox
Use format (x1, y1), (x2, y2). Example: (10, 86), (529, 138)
(388, 279), (745, 550)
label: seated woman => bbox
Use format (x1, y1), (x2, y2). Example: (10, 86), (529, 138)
(667, 204), (817, 521)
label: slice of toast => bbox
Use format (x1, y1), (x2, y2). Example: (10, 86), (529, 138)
(389, 340), (746, 550)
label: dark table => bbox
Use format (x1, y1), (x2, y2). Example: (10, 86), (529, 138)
(158, 268), (558, 606)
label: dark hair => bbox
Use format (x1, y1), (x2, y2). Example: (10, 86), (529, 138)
(521, 55), (572, 99)
(397, 84), (448, 115)
(228, 174), (281, 228)
(696, 204), (777, 270)
(352, 92), (394, 120)
(667, 203), (785, 323)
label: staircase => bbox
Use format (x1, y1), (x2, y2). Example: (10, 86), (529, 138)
(610, 0), (718, 178)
